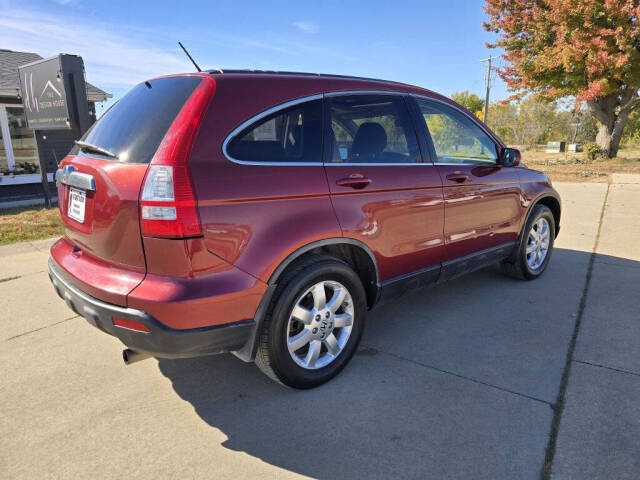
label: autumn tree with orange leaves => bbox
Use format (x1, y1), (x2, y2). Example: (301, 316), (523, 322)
(484, 0), (640, 157)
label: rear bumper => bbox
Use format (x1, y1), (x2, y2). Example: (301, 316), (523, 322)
(48, 258), (254, 358)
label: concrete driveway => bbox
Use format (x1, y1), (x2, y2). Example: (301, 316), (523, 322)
(1, 179), (638, 479)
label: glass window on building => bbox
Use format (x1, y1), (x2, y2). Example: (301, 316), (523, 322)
(0, 119), (5, 172)
(6, 107), (38, 171)
(0, 106), (11, 174)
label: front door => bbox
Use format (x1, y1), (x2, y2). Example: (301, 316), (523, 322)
(323, 93), (444, 286)
(413, 98), (522, 269)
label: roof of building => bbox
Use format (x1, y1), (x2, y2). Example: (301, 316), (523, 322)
(0, 49), (111, 102)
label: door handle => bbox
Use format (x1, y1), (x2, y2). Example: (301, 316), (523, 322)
(446, 173), (469, 183)
(336, 176), (372, 189)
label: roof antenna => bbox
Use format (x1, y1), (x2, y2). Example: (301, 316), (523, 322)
(178, 41), (202, 72)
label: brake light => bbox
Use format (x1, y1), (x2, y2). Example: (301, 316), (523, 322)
(140, 75), (216, 238)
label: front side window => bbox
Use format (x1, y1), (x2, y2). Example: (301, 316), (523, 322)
(326, 95), (420, 164)
(416, 99), (497, 164)
(226, 99), (322, 163)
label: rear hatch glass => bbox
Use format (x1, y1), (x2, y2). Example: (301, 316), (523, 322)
(58, 76), (202, 279)
(71, 76), (201, 163)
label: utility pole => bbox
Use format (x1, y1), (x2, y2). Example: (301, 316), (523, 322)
(480, 56), (499, 124)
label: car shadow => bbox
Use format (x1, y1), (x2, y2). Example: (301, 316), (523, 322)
(157, 248), (638, 479)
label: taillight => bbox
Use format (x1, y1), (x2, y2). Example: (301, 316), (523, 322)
(140, 164), (200, 237)
(140, 75), (216, 238)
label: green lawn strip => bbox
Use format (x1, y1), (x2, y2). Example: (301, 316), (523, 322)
(0, 205), (64, 246)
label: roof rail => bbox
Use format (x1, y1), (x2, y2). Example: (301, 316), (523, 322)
(204, 69), (408, 85)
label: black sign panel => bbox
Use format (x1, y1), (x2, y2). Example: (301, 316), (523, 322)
(18, 54), (89, 131)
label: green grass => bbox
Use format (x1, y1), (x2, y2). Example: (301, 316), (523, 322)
(0, 205), (64, 246)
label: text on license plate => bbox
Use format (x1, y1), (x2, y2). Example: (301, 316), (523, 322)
(67, 188), (86, 223)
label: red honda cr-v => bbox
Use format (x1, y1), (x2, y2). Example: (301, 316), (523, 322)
(49, 71), (560, 388)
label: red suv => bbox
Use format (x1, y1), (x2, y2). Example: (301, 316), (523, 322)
(49, 72), (560, 388)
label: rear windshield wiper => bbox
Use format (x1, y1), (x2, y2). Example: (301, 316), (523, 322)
(75, 140), (119, 160)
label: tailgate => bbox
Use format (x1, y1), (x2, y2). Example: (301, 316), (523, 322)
(57, 156), (148, 271)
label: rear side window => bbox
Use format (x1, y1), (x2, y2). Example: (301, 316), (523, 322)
(326, 95), (420, 164)
(226, 100), (322, 163)
(71, 76), (201, 163)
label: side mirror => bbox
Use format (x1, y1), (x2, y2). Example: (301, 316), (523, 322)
(500, 147), (521, 167)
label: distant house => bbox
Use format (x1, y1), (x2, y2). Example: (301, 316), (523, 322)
(0, 49), (111, 203)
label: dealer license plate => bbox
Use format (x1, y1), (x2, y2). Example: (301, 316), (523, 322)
(67, 188), (86, 223)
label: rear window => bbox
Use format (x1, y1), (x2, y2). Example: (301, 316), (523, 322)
(226, 99), (323, 163)
(71, 76), (201, 163)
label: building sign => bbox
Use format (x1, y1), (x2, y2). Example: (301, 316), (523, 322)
(18, 54), (89, 131)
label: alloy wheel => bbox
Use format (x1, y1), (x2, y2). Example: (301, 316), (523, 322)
(526, 218), (551, 270)
(286, 280), (354, 370)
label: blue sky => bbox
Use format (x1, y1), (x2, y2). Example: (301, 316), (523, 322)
(0, 0), (507, 115)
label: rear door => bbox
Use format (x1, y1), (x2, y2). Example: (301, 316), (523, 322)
(323, 93), (444, 284)
(196, 96), (339, 281)
(55, 76), (203, 297)
(413, 97), (521, 267)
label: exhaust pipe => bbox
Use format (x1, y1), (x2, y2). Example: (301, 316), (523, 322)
(122, 349), (151, 365)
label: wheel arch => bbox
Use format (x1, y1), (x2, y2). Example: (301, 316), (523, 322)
(268, 238), (380, 308)
(232, 238), (380, 363)
(522, 193), (561, 239)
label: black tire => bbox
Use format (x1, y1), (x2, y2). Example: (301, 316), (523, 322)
(501, 204), (555, 280)
(255, 254), (367, 389)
